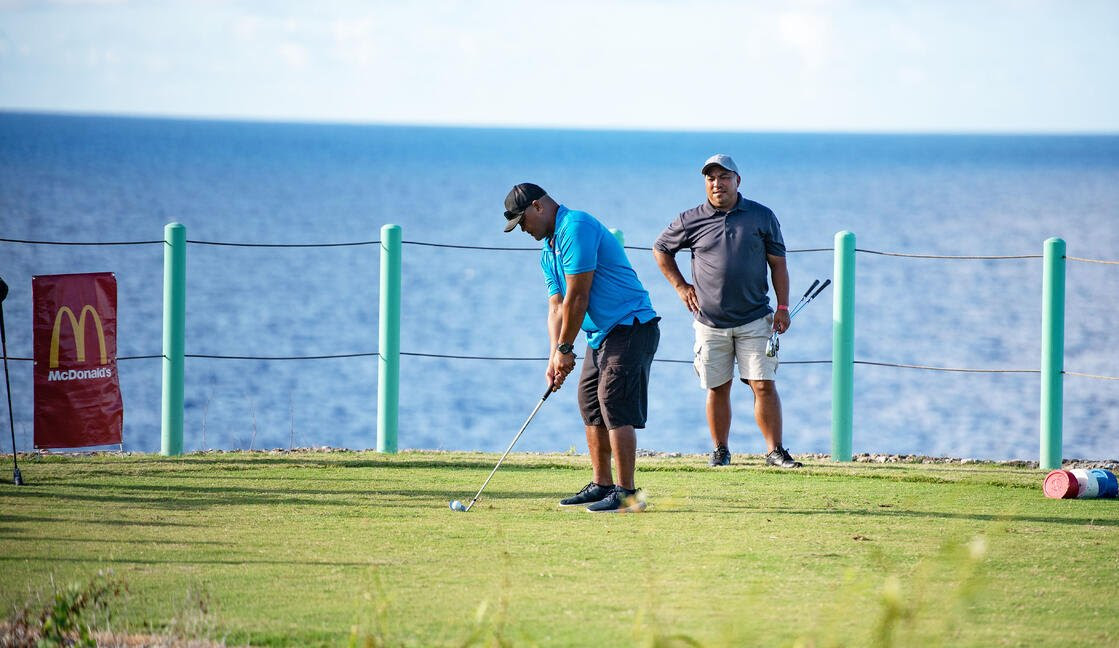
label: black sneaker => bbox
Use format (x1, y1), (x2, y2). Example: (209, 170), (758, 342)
(709, 445), (731, 467)
(586, 486), (646, 513)
(765, 446), (803, 468)
(559, 482), (614, 507)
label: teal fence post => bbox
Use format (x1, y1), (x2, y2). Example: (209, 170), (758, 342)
(1040, 237), (1066, 470)
(377, 224), (402, 453)
(831, 231), (855, 462)
(161, 223), (186, 456)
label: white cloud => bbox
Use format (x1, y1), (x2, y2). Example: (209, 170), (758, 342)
(331, 16), (376, 67)
(233, 16), (262, 42)
(0, 0), (1115, 131)
(777, 10), (831, 69)
(276, 41), (308, 70)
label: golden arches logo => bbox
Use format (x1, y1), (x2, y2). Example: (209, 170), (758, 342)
(49, 305), (108, 369)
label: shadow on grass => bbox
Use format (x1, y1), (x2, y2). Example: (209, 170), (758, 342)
(0, 514), (201, 527)
(17, 455), (1060, 490)
(0, 534), (230, 546)
(770, 505), (1119, 527)
(0, 555), (392, 568)
(16, 455), (581, 469)
(4, 480), (569, 510)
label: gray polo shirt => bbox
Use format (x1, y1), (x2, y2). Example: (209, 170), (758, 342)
(653, 193), (785, 329)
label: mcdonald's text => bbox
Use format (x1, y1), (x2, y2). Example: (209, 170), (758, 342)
(47, 367), (114, 382)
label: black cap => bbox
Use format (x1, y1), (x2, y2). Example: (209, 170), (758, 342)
(503, 183), (547, 232)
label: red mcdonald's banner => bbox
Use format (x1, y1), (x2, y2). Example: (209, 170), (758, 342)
(33, 272), (123, 449)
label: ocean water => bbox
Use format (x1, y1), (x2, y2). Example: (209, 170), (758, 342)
(2, 112), (1117, 460)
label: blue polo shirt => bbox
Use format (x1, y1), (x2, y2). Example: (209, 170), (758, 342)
(541, 205), (657, 349)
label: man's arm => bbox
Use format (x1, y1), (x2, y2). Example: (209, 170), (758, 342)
(546, 294), (563, 388)
(653, 249), (699, 314)
(768, 253), (790, 333)
(548, 270), (593, 391)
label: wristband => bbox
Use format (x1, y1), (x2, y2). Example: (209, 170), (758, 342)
(776, 304), (789, 311)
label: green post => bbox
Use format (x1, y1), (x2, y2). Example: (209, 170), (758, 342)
(161, 223), (186, 456)
(1040, 237), (1066, 470)
(377, 224), (402, 453)
(831, 231), (855, 462)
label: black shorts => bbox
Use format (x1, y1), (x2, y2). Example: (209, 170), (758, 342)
(577, 317), (660, 430)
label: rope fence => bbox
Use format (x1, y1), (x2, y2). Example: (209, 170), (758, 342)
(1067, 256), (1119, 265)
(3, 233), (1116, 381)
(856, 249), (1042, 260)
(0, 237), (164, 246)
(0, 355), (1101, 380)
(854, 360), (1039, 374)
(3, 229), (1118, 465)
(3, 234), (1117, 381)
(187, 239), (379, 248)
(6, 234), (1118, 265)
(2, 237), (849, 254)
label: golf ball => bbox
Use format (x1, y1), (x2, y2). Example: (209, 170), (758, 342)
(450, 500), (465, 511)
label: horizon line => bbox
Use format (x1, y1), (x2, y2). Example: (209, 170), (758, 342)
(3, 107), (1118, 138)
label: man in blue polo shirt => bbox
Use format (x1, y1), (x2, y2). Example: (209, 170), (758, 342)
(653, 154), (802, 469)
(503, 182), (660, 513)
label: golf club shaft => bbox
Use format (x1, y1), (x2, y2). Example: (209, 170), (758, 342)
(785, 280), (817, 315)
(465, 385), (553, 512)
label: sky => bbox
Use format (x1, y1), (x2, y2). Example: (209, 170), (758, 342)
(1, 0), (1117, 133)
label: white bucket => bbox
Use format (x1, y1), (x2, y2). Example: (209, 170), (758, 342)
(1070, 468), (1100, 499)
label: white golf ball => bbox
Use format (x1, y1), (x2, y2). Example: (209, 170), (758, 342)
(450, 500), (465, 511)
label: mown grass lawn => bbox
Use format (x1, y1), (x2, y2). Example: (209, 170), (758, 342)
(1, 451), (1117, 647)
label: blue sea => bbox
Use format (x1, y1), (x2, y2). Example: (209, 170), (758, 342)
(2, 112), (1118, 460)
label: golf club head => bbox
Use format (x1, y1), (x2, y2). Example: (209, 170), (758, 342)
(13, 467), (23, 486)
(0, 277), (8, 302)
(765, 332), (779, 358)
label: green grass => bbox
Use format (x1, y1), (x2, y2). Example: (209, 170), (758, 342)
(1, 451), (1117, 646)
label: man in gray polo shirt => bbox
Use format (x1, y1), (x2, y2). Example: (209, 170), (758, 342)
(653, 154), (802, 468)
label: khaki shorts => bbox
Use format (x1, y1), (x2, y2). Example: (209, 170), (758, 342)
(693, 315), (778, 388)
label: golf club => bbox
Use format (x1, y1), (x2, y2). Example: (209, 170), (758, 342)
(0, 277), (24, 486)
(451, 384), (553, 512)
(789, 279), (819, 317)
(790, 278), (831, 319)
(766, 278), (832, 357)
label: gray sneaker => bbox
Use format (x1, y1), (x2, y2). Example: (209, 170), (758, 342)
(709, 445), (731, 466)
(765, 446), (803, 468)
(586, 486), (646, 513)
(559, 482), (614, 507)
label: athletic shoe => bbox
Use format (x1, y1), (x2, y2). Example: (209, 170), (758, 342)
(709, 445), (731, 466)
(559, 482), (614, 507)
(586, 486), (646, 513)
(765, 446), (803, 468)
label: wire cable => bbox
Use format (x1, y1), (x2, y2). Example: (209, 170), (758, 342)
(0, 354), (164, 361)
(1066, 256), (1119, 265)
(856, 360), (1038, 374)
(188, 239), (379, 248)
(1064, 370), (1119, 381)
(187, 352), (377, 360)
(856, 248), (1041, 260)
(0, 237), (164, 246)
